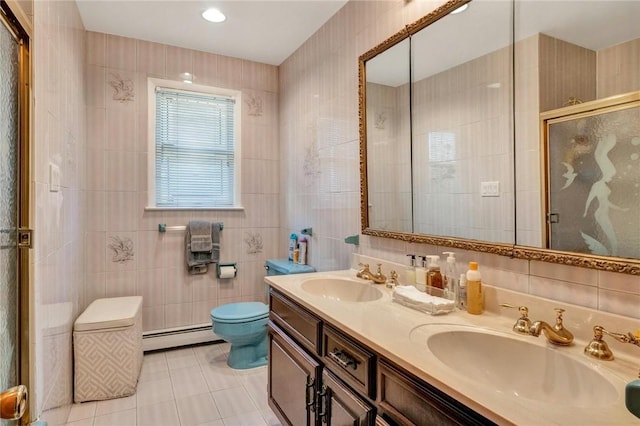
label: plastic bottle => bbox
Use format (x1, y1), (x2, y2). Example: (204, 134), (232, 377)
(288, 233), (298, 262)
(426, 255), (443, 295)
(415, 256), (427, 291)
(457, 273), (467, 310)
(405, 254), (417, 286)
(442, 252), (458, 301)
(298, 237), (308, 265)
(466, 261), (484, 315)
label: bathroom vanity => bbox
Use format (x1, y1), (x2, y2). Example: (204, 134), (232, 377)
(265, 267), (640, 426)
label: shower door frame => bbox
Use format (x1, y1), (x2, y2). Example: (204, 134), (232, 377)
(0, 1), (31, 424)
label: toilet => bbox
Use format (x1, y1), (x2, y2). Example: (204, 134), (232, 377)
(211, 259), (315, 369)
(211, 302), (269, 369)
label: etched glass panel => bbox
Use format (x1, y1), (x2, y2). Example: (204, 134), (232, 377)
(0, 14), (20, 412)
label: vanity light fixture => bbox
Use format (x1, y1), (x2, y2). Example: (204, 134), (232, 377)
(450, 3), (468, 14)
(202, 7), (226, 23)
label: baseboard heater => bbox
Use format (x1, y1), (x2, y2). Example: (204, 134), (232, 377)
(143, 323), (222, 352)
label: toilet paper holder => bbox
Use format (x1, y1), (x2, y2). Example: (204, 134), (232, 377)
(217, 263), (237, 279)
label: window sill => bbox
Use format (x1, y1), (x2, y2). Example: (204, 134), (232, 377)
(144, 206), (245, 212)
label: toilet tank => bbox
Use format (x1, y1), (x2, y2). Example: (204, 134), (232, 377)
(265, 259), (315, 276)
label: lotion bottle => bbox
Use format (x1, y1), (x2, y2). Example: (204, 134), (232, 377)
(288, 233), (298, 262)
(466, 261), (484, 314)
(426, 255), (443, 295)
(457, 273), (467, 310)
(442, 252), (458, 301)
(298, 237), (308, 265)
(405, 254), (417, 286)
(415, 256), (427, 292)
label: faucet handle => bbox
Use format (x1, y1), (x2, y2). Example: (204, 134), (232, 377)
(375, 263), (383, 274)
(500, 304), (531, 334)
(585, 325), (616, 360)
(386, 270), (398, 289)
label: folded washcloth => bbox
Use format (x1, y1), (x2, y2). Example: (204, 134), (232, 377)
(189, 221), (212, 252)
(392, 285), (455, 315)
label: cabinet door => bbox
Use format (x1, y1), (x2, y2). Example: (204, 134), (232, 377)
(269, 323), (321, 426)
(319, 370), (374, 426)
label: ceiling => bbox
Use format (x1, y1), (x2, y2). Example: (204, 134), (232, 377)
(367, 0), (640, 87)
(76, 0), (348, 66)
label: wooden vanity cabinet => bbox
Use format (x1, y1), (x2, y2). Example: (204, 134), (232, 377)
(267, 288), (495, 426)
(320, 370), (375, 425)
(377, 360), (496, 426)
(268, 289), (375, 426)
(268, 323), (320, 426)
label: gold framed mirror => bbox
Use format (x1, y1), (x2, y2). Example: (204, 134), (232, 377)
(359, 0), (640, 275)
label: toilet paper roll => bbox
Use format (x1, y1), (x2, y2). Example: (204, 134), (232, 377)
(219, 265), (236, 279)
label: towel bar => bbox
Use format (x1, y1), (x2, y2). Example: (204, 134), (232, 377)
(158, 223), (223, 233)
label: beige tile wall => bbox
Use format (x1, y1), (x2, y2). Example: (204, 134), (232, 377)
(411, 46), (514, 243)
(366, 82), (412, 232)
(279, 0), (640, 319)
(32, 0), (86, 419)
(84, 32), (280, 332)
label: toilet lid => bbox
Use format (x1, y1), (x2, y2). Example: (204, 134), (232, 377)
(211, 302), (268, 323)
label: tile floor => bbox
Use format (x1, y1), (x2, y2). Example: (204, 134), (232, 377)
(60, 343), (281, 426)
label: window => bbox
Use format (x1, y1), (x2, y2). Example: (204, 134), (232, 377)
(148, 78), (241, 209)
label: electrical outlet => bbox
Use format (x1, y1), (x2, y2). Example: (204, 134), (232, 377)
(480, 181), (500, 197)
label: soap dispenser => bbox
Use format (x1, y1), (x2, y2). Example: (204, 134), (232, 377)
(405, 254), (417, 286)
(426, 255), (444, 295)
(415, 256), (427, 291)
(466, 261), (484, 315)
(442, 252), (458, 301)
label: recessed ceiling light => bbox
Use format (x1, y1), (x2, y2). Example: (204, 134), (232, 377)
(180, 72), (194, 83)
(450, 3), (468, 14)
(202, 8), (226, 23)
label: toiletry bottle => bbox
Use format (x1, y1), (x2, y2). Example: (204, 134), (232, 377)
(457, 273), (467, 309)
(405, 254), (417, 286)
(298, 237), (308, 265)
(415, 256), (427, 291)
(466, 261), (484, 314)
(442, 252), (458, 301)
(426, 255), (443, 295)
(288, 233), (298, 262)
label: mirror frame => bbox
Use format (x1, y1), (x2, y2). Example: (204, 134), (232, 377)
(358, 0), (640, 275)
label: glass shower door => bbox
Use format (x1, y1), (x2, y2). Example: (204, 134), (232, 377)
(0, 8), (26, 425)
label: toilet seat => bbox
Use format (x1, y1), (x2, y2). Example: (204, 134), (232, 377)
(211, 302), (268, 323)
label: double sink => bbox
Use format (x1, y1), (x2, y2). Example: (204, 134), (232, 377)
(297, 275), (628, 412)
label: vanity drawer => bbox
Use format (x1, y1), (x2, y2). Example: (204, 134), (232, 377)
(269, 288), (322, 355)
(377, 360), (496, 426)
(322, 325), (376, 399)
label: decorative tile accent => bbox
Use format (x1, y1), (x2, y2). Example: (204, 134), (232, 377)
(244, 232), (263, 254)
(245, 94), (263, 116)
(374, 111), (387, 129)
(303, 139), (320, 181)
(108, 72), (134, 102)
(108, 236), (135, 263)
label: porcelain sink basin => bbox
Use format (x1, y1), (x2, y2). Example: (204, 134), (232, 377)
(300, 278), (383, 302)
(413, 326), (619, 407)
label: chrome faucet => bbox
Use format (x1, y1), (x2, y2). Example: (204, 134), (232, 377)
(584, 325), (640, 361)
(356, 263), (387, 284)
(501, 304), (574, 345)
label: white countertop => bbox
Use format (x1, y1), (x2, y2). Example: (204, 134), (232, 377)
(265, 269), (640, 426)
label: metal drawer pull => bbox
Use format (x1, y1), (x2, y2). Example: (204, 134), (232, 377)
(305, 377), (315, 411)
(329, 348), (359, 370)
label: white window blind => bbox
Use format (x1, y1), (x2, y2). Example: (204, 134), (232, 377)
(155, 87), (236, 208)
